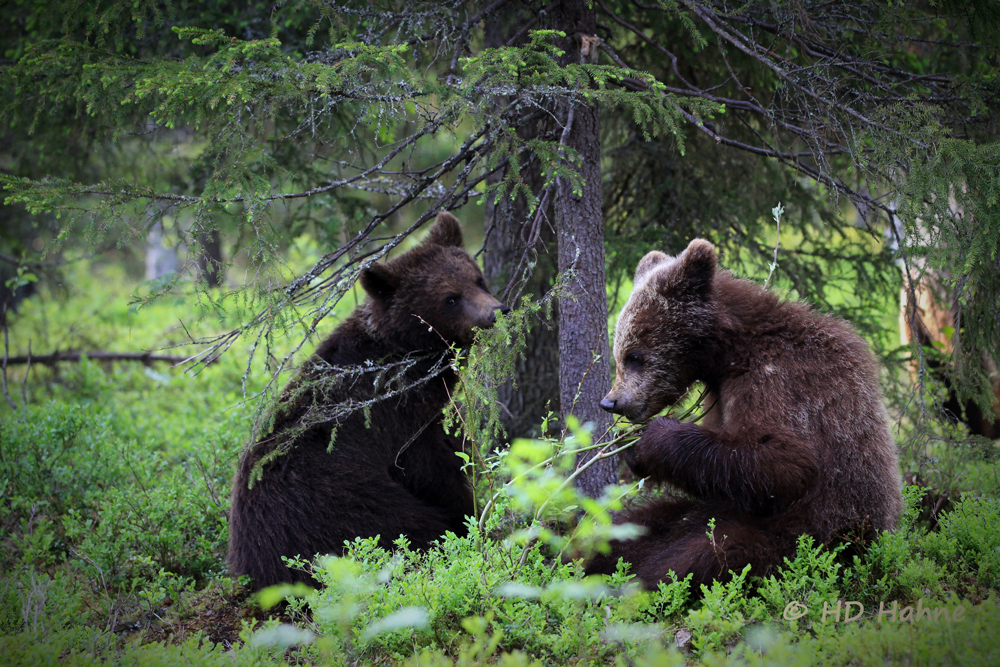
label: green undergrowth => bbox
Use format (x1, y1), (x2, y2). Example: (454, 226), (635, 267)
(3, 383), (999, 666)
(2, 262), (1000, 665)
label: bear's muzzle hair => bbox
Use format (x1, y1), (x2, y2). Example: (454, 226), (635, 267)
(600, 384), (647, 421)
(466, 295), (507, 329)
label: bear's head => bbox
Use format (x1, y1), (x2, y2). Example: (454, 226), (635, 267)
(360, 212), (508, 349)
(600, 239), (718, 422)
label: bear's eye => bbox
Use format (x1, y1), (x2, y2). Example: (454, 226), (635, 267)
(625, 351), (644, 367)
(476, 276), (487, 291)
(445, 294), (461, 306)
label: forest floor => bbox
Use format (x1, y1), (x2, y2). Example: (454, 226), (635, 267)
(2, 264), (999, 666)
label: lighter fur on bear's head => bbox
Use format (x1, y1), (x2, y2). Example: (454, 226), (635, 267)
(603, 239), (717, 422)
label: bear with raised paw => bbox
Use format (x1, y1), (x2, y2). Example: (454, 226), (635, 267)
(589, 239), (903, 589)
(228, 212), (507, 590)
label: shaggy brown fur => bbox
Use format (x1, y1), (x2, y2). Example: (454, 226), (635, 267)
(590, 239), (903, 589)
(228, 213), (506, 590)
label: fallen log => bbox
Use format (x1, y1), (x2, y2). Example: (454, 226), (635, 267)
(2, 351), (188, 366)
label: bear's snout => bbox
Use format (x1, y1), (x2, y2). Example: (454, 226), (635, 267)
(471, 295), (507, 329)
(490, 304), (511, 324)
(600, 388), (628, 415)
(601, 384), (650, 421)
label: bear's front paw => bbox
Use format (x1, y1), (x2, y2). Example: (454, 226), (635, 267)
(624, 417), (683, 478)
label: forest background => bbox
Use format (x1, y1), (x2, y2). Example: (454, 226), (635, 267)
(2, 1), (1000, 665)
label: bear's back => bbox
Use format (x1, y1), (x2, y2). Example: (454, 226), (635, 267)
(716, 277), (902, 538)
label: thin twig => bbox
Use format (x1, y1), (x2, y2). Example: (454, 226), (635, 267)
(764, 203), (783, 289)
(20, 340), (30, 406)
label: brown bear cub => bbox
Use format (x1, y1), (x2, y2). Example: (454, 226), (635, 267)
(228, 212), (506, 590)
(589, 239), (903, 589)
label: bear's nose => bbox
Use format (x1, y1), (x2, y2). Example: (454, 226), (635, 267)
(599, 397), (617, 412)
(489, 304), (510, 324)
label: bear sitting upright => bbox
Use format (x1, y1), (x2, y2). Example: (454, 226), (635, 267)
(228, 212), (507, 590)
(589, 239), (903, 589)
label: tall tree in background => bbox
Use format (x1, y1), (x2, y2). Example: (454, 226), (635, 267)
(3, 0), (1000, 494)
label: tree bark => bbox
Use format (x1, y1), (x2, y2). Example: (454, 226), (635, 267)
(483, 2), (616, 495)
(483, 8), (562, 441)
(553, 1), (616, 496)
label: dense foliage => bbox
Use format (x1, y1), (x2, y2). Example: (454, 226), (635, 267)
(3, 1), (998, 432)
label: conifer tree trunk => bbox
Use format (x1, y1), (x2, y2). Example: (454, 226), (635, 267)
(483, 10), (561, 441)
(553, 0), (616, 496)
(484, 1), (616, 493)
(145, 221), (179, 281)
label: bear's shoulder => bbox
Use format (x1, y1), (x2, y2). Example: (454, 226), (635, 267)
(313, 310), (387, 366)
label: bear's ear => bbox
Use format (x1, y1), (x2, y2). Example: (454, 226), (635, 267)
(674, 239), (716, 299)
(359, 263), (399, 300)
(425, 211), (465, 248)
(634, 251), (670, 283)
